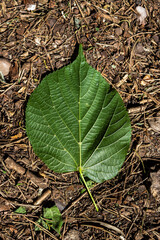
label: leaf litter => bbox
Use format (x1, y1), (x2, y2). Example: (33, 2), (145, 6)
(0, 0), (160, 239)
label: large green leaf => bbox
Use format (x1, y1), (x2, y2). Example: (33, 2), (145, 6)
(26, 45), (131, 184)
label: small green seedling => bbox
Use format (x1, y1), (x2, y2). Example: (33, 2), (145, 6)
(81, 179), (95, 194)
(14, 206), (26, 214)
(26, 45), (131, 211)
(35, 205), (63, 235)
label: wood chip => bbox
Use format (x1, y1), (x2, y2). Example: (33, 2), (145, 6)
(34, 189), (51, 205)
(4, 157), (47, 188)
(148, 117), (160, 132)
(0, 58), (11, 76)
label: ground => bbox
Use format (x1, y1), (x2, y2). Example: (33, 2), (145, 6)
(0, 0), (160, 239)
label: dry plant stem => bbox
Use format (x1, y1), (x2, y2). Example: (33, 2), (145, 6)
(62, 183), (100, 216)
(80, 223), (120, 238)
(128, 105), (146, 114)
(125, 214), (139, 238)
(79, 169), (99, 211)
(0, 80), (18, 96)
(4, 157), (47, 187)
(0, 195), (39, 208)
(62, 215), (68, 240)
(5, 157), (25, 175)
(142, 91), (160, 105)
(0, 137), (28, 148)
(97, 178), (148, 202)
(34, 189), (51, 206)
(81, 220), (124, 235)
(74, 0), (89, 26)
(23, 216), (59, 240)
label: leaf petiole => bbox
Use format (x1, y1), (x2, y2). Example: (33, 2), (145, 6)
(79, 168), (99, 211)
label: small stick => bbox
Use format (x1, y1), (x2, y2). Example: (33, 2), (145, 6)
(80, 220), (124, 237)
(4, 157), (47, 188)
(128, 105), (146, 114)
(34, 189), (51, 206)
(75, 0), (89, 26)
(23, 216), (59, 240)
(5, 157), (25, 175)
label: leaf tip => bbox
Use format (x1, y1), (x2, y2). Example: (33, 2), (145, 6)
(78, 44), (84, 56)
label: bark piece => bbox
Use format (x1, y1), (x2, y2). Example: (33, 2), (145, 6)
(64, 230), (80, 240)
(5, 157), (47, 188)
(34, 189), (51, 205)
(148, 117), (160, 133)
(150, 170), (160, 202)
(0, 58), (11, 76)
(5, 157), (25, 175)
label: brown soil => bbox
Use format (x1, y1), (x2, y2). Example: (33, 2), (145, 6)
(0, 0), (160, 239)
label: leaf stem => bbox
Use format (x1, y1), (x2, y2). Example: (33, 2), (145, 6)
(79, 168), (99, 211)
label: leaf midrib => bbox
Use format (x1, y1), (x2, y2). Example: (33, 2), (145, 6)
(78, 56), (82, 172)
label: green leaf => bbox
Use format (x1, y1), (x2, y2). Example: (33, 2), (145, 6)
(14, 206), (26, 214)
(35, 206), (63, 234)
(26, 45), (131, 209)
(81, 179), (95, 194)
(43, 206), (63, 234)
(35, 218), (49, 231)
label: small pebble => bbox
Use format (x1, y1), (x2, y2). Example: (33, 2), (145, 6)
(115, 27), (123, 36)
(0, 58), (11, 76)
(136, 6), (147, 25)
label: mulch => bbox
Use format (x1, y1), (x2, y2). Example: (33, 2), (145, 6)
(0, 0), (160, 239)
